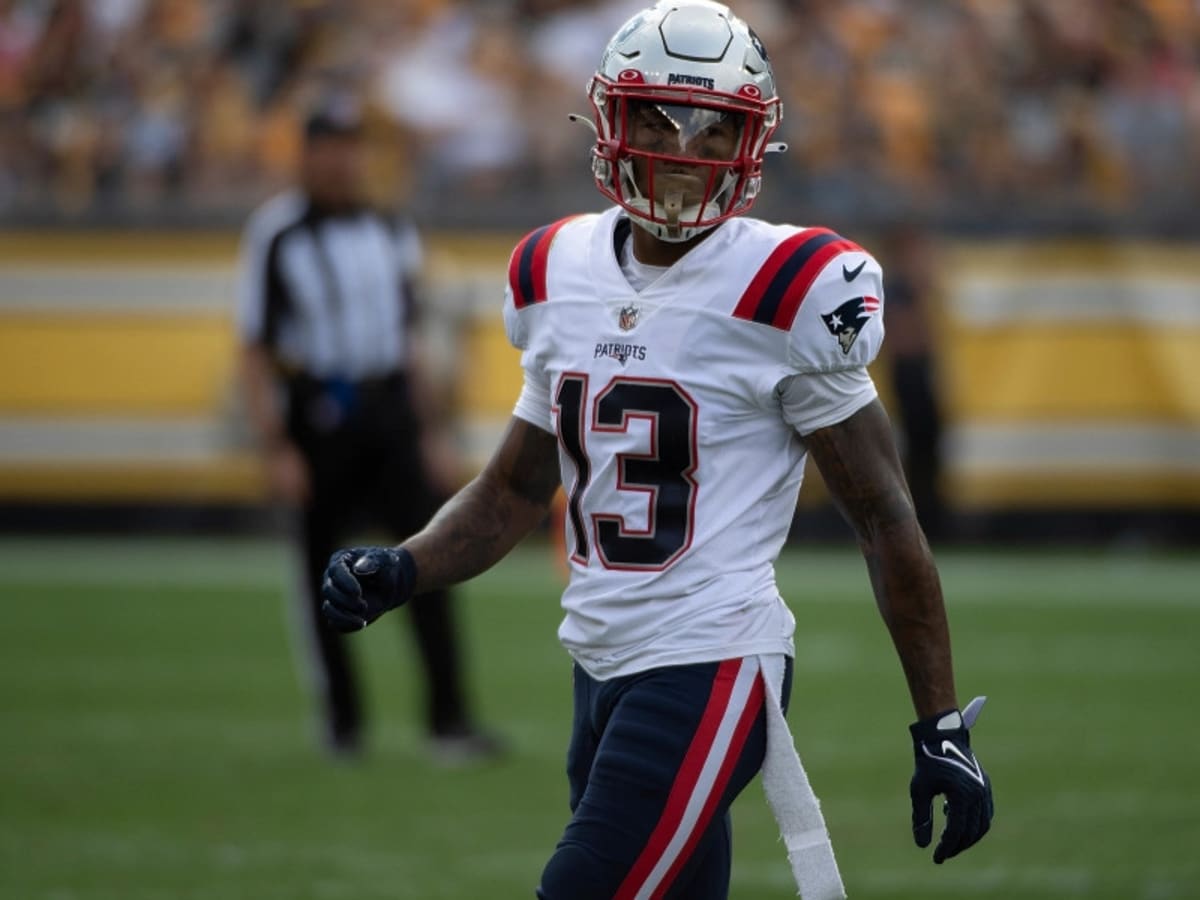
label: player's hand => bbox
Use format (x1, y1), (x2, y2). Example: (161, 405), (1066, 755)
(909, 696), (993, 864)
(320, 546), (416, 632)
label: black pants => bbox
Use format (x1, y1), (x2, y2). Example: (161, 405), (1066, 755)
(287, 373), (471, 747)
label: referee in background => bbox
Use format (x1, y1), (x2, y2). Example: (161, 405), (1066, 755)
(235, 95), (499, 763)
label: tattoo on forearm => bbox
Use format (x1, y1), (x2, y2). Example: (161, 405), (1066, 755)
(506, 424), (563, 506)
(419, 478), (515, 577)
(408, 421), (560, 590)
(802, 404), (913, 538)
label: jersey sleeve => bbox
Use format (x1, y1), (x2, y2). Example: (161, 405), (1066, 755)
(787, 247), (885, 374)
(502, 216), (583, 430)
(502, 275), (553, 430)
(502, 227), (552, 432)
(511, 367), (554, 433)
(503, 267), (553, 432)
(778, 368), (877, 435)
(501, 279), (529, 351)
(778, 243), (885, 433)
(501, 217), (577, 350)
(502, 280), (553, 431)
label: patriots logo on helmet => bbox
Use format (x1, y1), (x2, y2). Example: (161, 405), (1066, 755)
(821, 296), (880, 354)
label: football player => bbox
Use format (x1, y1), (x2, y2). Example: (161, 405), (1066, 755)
(321, 2), (994, 897)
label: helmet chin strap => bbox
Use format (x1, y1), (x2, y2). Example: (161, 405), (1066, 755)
(619, 160), (736, 242)
(659, 173), (704, 240)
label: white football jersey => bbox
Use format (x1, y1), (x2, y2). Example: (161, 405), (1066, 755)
(503, 206), (885, 680)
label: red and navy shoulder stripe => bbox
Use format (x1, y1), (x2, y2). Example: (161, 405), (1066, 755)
(507, 216), (579, 309)
(732, 228), (863, 331)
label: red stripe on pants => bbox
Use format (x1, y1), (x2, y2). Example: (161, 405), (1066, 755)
(614, 658), (762, 900)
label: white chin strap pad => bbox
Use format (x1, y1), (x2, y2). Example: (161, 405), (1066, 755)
(626, 198), (721, 242)
(618, 160), (735, 242)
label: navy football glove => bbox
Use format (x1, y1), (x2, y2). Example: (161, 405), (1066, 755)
(320, 546), (416, 632)
(909, 695), (993, 864)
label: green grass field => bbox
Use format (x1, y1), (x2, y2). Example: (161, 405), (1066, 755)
(1, 535), (1197, 899)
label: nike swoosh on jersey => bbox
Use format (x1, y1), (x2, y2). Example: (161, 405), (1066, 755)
(842, 260), (866, 282)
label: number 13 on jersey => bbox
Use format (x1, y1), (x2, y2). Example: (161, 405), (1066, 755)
(554, 373), (699, 571)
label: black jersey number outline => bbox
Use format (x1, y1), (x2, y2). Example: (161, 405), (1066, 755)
(554, 373), (698, 570)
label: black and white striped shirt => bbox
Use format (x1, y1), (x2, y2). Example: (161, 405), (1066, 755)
(236, 190), (423, 380)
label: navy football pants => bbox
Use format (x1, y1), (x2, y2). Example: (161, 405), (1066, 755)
(537, 656), (793, 900)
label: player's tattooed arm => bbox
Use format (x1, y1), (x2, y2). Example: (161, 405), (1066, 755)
(404, 416), (561, 593)
(803, 398), (957, 718)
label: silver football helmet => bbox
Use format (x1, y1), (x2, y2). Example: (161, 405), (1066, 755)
(579, 0), (784, 241)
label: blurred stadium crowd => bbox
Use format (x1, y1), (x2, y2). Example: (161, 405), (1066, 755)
(2, 0), (1199, 232)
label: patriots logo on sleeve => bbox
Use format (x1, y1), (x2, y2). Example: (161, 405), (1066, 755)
(820, 296), (880, 354)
